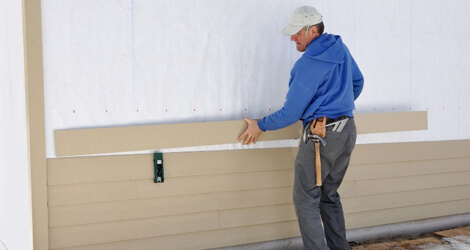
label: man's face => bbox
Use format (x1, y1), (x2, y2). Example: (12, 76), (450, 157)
(290, 27), (317, 52)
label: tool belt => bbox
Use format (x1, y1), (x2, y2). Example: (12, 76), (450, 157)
(310, 117), (327, 138)
(305, 116), (349, 187)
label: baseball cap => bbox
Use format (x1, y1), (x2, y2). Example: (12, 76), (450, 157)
(282, 6), (323, 36)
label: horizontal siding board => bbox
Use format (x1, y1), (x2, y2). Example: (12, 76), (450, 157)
(48, 148), (295, 186)
(50, 212), (220, 249)
(49, 179), (354, 209)
(343, 185), (470, 214)
(48, 141), (470, 188)
(55, 120), (302, 157)
(48, 181), (137, 207)
(50, 185), (470, 229)
(355, 171), (470, 196)
(50, 180), (354, 227)
(49, 170), (294, 206)
(135, 170), (294, 199)
(167, 148), (296, 176)
(220, 204), (296, 229)
(351, 140), (470, 165)
(346, 199), (470, 229)
(54, 200), (470, 250)
(220, 186), (470, 229)
(354, 111), (427, 134)
(47, 154), (152, 186)
(337, 181), (356, 198)
(141, 178), (350, 203)
(345, 157), (470, 181)
(53, 221), (300, 250)
(54, 111), (427, 157)
(49, 187), (293, 227)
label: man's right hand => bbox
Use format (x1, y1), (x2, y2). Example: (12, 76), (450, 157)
(238, 118), (263, 145)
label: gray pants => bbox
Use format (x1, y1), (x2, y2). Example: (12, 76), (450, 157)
(293, 118), (356, 250)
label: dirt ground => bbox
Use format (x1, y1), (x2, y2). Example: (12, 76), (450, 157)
(349, 226), (470, 250)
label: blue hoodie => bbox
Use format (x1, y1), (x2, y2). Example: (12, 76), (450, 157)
(258, 33), (364, 131)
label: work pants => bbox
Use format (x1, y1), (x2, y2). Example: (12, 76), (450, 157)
(293, 118), (356, 250)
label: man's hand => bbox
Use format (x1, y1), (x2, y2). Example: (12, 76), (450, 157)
(238, 118), (263, 145)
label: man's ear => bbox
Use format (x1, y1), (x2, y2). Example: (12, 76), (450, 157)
(311, 25), (319, 35)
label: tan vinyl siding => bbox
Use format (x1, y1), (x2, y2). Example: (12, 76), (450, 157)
(54, 120), (303, 157)
(47, 148), (296, 185)
(54, 111), (427, 157)
(54, 221), (301, 250)
(47, 139), (470, 249)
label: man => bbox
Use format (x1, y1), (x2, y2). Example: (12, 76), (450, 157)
(238, 6), (364, 250)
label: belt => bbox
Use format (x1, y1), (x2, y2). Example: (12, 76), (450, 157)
(324, 116), (347, 131)
(306, 116), (350, 128)
(325, 115), (350, 124)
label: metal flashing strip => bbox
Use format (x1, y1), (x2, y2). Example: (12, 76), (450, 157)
(211, 213), (470, 249)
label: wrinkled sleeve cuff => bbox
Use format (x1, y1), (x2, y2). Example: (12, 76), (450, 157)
(257, 120), (267, 132)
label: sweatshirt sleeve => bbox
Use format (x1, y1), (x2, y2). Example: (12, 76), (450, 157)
(258, 78), (318, 131)
(351, 57), (364, 100)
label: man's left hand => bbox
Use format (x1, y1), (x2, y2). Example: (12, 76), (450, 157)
(238, 118), (263, 145)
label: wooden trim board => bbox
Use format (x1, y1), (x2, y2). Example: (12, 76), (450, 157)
(54, 111), (427, 157)
(22, 0), (49, 249)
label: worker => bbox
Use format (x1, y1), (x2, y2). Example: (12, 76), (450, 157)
(238, 6), (364, 250)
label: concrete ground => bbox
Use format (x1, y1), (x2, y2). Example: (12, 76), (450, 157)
(350, 226), (470, 249)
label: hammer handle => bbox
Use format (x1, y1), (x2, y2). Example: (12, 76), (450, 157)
(315, 141), (322, 186)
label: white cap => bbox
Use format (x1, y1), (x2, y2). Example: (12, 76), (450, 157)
(282, 6), (323, 36)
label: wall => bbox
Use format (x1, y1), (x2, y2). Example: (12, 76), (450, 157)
(14, 0), (470, 249)
(0, 0), (32, 249)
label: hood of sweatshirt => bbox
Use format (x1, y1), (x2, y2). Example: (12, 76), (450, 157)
(304, 33), (345, 64)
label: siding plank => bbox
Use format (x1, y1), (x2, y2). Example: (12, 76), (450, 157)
(55, 120), (302, 157)
(355, 171), (470, 196)
(135, 170), (294, 200)
(53, 199), (470, 249)
(54, 111), (427, 157)
(48, 181), (136, 207)
(47, 154), (152, 186)
(52, 221), (300, 250)
(49, 212), (220, 249)
(345, 157), (470, 181)
(47, 148), (295, 186)
(218, 185), (470, 229)
(48, 170), (294, 206)
(49, 180), (354, 227)
(346, 199), (470, 229)
(343, 185), (470, 213)
(49, 187), (293, 227)
(351, 140), (470, 165)
(354, 111), (427, 134)
(48, 141), (470, 188)
(220, 204), (296, 229)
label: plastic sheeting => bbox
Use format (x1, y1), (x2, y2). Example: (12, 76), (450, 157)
(41, 0), (470, 157)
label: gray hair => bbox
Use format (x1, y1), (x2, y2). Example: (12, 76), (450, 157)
(304, 22), (325, 36)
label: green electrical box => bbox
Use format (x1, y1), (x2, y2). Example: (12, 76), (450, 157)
(154, 153), (164, 183)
